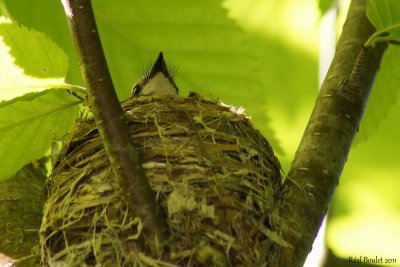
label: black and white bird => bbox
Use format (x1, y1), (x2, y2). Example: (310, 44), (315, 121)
(131, 52), (178, 96)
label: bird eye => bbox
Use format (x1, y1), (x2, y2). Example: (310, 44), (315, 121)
(132, 85), (141, 96)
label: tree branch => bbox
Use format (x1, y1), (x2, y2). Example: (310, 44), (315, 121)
(277, 0), (387, 265)
(61, 0), (168, 251)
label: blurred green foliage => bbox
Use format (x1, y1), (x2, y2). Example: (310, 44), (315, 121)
(0, 0), (399, 261)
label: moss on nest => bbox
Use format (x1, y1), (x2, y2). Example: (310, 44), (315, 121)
(40, 93), (285, 266)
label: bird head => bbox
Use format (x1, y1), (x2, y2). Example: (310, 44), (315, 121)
(131, 52), (178, 96)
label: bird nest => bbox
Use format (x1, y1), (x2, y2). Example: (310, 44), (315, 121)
(40, 93), (285, 266)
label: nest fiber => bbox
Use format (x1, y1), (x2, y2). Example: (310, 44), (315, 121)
(40, 94), (284, 266)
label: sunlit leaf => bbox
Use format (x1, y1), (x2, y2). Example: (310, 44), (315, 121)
(366, 0), (400, 46)
(366, 0), (400, 29)
(0, 17), (69, 101)
(0, 90), (80, 181)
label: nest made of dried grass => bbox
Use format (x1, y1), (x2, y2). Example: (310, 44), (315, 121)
(40, 93), (285, 266)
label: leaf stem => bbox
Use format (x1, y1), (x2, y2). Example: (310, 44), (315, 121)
(52, 83), (86, 94)
(364, 22), (400, 47)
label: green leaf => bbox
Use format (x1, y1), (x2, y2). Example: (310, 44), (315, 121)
(365, 0), (400, 46)
(0, 90), (80, 181)
(0, 17), (69, 101)
(318, 0), (336, 16)
(355, 46), (400, 143)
